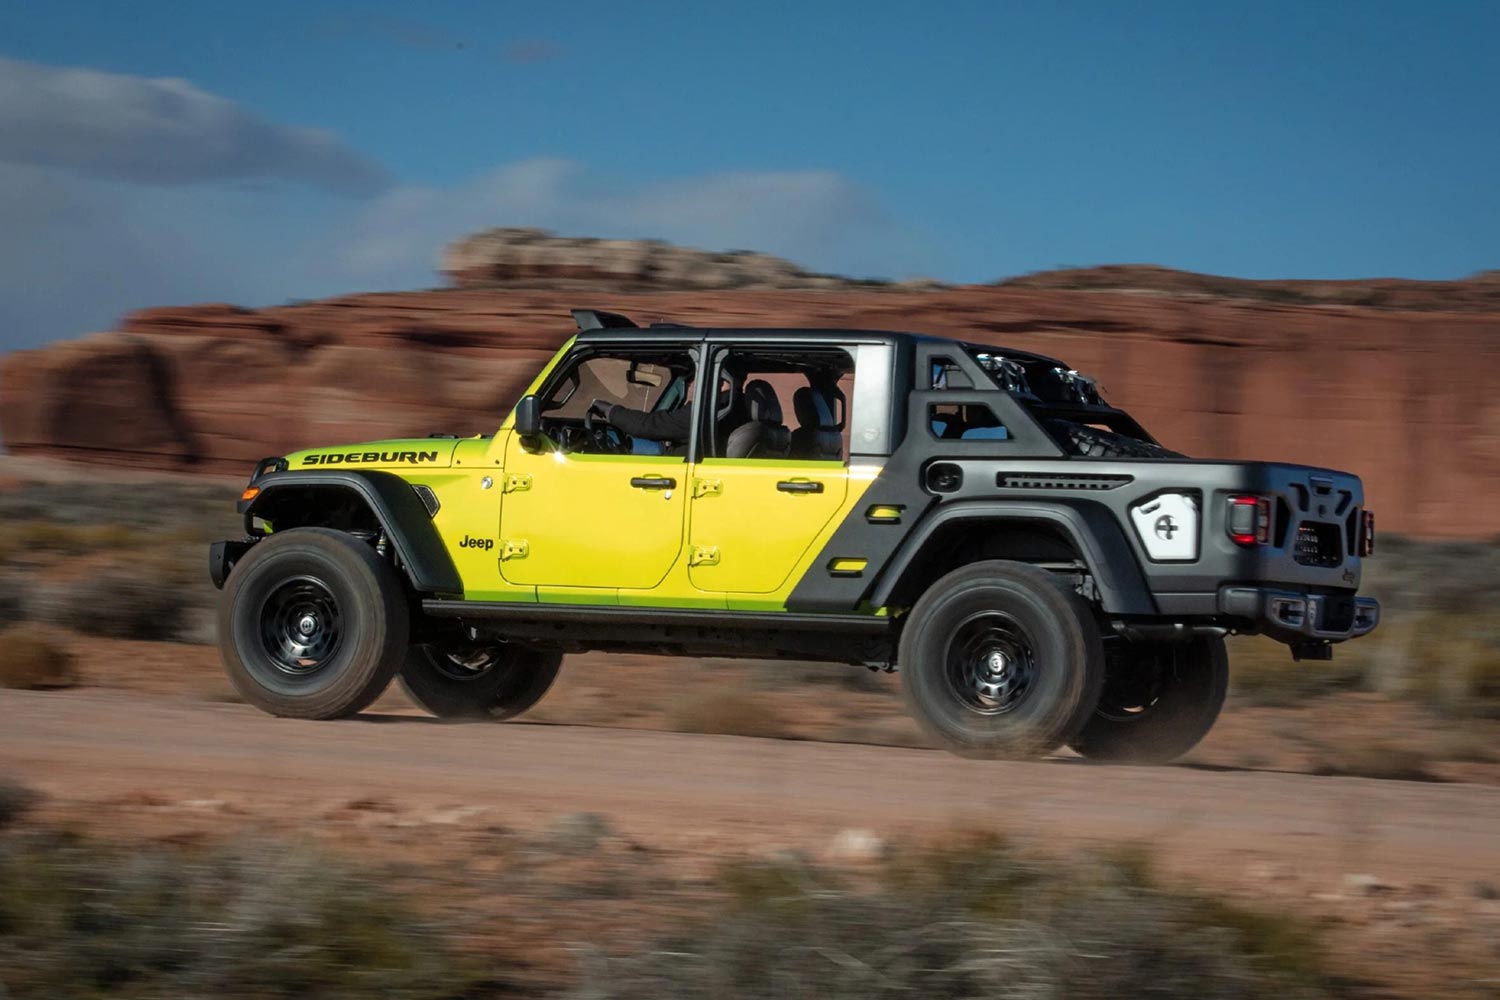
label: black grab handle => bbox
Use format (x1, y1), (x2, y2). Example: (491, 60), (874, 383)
(630, 476), (677, 490)
(777, 480), (824, 494)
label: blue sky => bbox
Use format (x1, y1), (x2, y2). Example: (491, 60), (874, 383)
(1, 0), (1497, 349)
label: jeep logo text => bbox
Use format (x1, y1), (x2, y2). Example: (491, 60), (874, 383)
(458, 535), (494, 551)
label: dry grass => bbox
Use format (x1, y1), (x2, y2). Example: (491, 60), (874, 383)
(666, 688), (792, 739)
(0, 827), (491, 999)
(580, 830), (1340, 1000)
(30, 555), (200, 641)
(0, 624), (77, 690)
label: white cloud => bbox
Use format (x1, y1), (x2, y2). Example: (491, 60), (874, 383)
(332, 157), (932, 287)
(0, 57), (388, 194)
(0, 150), (934, 352)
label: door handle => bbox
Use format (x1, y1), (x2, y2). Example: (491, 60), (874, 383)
(630, 476), (677, 490)
(777, 480), (824, 494)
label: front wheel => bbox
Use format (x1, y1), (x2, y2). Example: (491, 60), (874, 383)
(399, 642), (561, 720)
(1068, 636), (1228, 763)
(899, 560), (1104, 759)
(218, 528), (409, 719)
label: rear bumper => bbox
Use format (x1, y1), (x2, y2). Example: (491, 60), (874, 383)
(209, 539), (255, 590)
(1218, 585), (1379, 643)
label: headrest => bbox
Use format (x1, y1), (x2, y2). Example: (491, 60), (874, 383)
(744, 379), (782, 425)
(793, 386), (838, 430)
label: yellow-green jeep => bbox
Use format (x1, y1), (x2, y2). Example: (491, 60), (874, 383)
(210, 309), (1379, 760)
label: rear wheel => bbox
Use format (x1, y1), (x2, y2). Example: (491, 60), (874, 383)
(1069, 636), (1228, 763)
(899, 560), (1103, 759)
(399, 642), (561, 720)
(218, 528), (409, 719)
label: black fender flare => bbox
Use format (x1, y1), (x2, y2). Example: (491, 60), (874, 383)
(240, 470), (463, 596)
(869, 500), (1156, 616)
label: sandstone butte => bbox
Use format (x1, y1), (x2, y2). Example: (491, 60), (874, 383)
(2, 229), (1499, 539)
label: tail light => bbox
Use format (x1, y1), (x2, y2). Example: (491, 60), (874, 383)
(1359, 510), (1375, 556)
(1226, 495), (1271, 546)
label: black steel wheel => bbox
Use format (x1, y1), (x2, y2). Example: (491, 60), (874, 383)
(218, 528), (409, 719)
(1069, 636), (1228, 763)
(399, 641), (561, 720)
(900, 560), (1103, 759)
(945, 612), (1038, 715)
(258, 576), (343, 676)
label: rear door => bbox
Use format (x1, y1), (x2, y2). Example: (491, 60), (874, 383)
(686, 345), (852, 597)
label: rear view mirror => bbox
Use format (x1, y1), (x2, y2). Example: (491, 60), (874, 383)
(514, 395), (541, 447)
(626, 362), (664, 388)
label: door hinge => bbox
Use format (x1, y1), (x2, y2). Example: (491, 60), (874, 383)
(498, 539), (529, 560)
(691, 477), (723, 498)
(503, 473), (532, 493)
(688, 545), (720, 567)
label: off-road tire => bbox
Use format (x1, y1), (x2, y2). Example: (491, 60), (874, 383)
(399, 644), (562, 720)
(218, 527), (409, 719)
(1069, 636), (1228, 763)
(899, 560), (1104, 759)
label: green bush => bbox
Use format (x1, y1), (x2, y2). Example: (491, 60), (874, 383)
(579, 831), (1336, 1000)
(0, 829), (487, 999)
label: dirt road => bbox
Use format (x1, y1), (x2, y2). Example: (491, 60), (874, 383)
(4, 687), (1498, 891)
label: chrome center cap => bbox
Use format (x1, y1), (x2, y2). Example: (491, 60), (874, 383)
(985, 649), (1010, 678)
(297, 614), (319, 636)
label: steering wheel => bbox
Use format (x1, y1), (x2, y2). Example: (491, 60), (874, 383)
(584, 404), (626, 454)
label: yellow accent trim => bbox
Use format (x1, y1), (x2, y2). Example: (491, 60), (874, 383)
(867, 504), (904, 522)
(828, 557), (868, 575)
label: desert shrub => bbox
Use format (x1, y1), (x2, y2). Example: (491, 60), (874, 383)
(0, 782), (42, 829)
(667, 689), (791, 739)
(0, 521), (142, 561)
(579, 831), (1335, 1000)
(0, 624), (77, 689)
(0, 829), (488, 999)
(1306, 739), (1439, 782)
(29, 546), (208, 642)
(1227, 637), (1364, 707)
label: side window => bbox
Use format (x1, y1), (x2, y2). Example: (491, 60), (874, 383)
(535, 347), (696, 455)
(929, 401), (1010, 441)
(542, 355), (676, 418)
(711, 347), (856, 462)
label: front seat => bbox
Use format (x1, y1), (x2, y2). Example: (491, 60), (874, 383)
(724, 379), (791, 458)
(790, 385), (844, 460)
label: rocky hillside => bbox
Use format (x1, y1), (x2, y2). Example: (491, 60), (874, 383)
(1000, 263), (1500, 312)
(2, 231), (1498, 538)
(442, 227), (940, 291)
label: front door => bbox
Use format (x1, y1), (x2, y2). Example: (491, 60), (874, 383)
(496, 344), (696, 592)
(497, 434), (687, 590)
